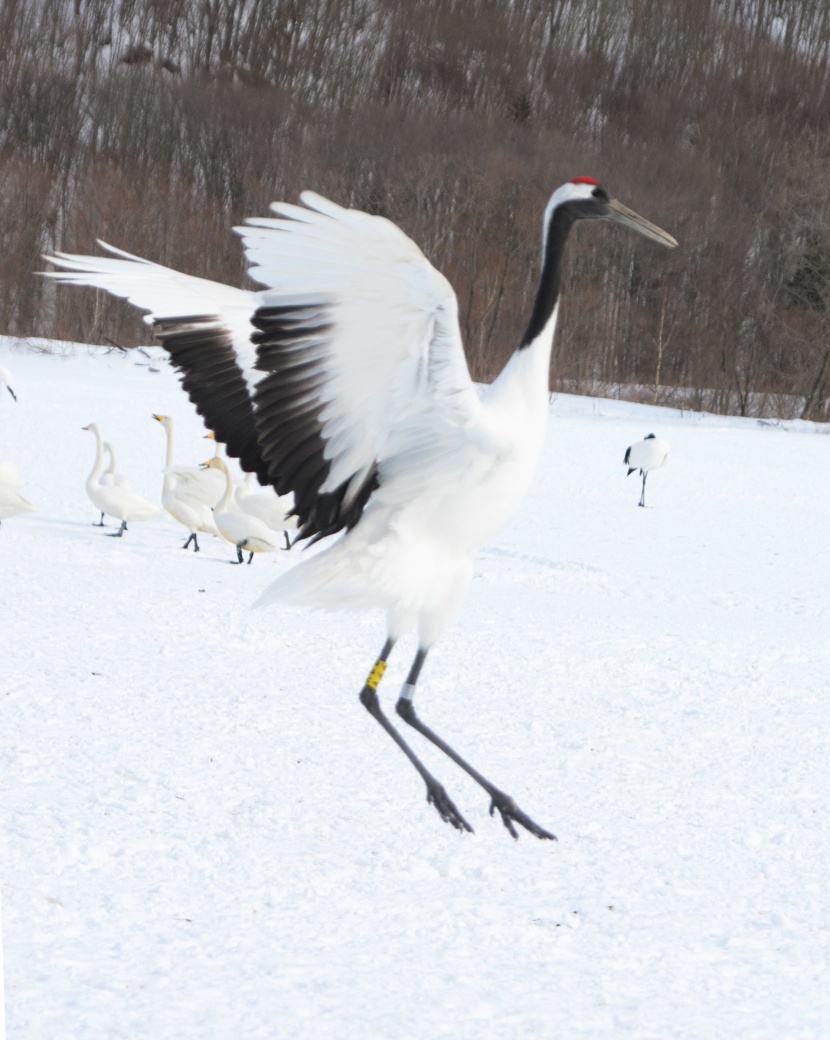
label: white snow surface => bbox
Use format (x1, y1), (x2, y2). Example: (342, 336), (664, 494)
(2, 337), (829, 1039)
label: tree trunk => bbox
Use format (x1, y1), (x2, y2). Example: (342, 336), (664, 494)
(801, 345), (830, 420)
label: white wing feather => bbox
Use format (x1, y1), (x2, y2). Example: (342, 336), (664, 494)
(43, 243), (260, 377)
(237, 193), (491, 501)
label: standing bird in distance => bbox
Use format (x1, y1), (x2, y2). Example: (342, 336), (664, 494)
(153, 411), (220, 549)
(153, 413), (222, 550)
(0, 364), (17, 402)
(234, 473), (296, 550)
(153, 413), (225, 505)
(204, 455), (285, 563)
(624, 433), (670, 507)
(82, 423), (160, 536)
(44, 178), (676, 838)
(206, 430), (295, 548)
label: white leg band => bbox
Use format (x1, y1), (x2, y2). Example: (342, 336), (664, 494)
(399, 682), (416, 702)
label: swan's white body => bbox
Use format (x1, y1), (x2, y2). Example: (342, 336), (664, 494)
(234, 473), (297, 536)
(154, 414), (224, 505)
(46, 181), (676, 835)
(83, 423), (160, 527)
(154, 414), (221, 542)
(207, 456), (284, 561)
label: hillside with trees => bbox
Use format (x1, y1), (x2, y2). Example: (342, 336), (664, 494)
(2, 0), (830, 418)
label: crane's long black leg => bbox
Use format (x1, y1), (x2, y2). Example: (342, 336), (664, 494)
(359, 639), (473, 834)
(395, 649), (556, 841)
(639, 471), (647, 507)
(283, 531), (291, 551)
(106, 520), (127, 538)
(183, 532), (200, 552)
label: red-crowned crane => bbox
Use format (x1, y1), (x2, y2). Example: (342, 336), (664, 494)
(624, 433), (671, 507)
(45, 178), (676, 838)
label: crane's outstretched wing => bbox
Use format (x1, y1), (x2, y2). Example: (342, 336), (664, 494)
(236, 192), (485, 540)
(45, 193), (487, 542)
(42, 245), (268, 480)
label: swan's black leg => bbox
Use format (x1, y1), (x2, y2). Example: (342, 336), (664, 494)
(106, 520), (127, 538)
(246, 550), (254, 564)
(283, 531), (291, 551)
(639, 471), (647, 507)
(395, 649), (556, 841)
(358, 639), (472, 834)
(93, 512), (106, 527)
(182, 532), (200, 551)
(233, 544), (244, 564)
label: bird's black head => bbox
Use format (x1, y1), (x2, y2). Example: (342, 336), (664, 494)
(545, 179), (677, 247)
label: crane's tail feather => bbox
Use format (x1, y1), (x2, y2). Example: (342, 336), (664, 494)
(254, 543), (379, 612)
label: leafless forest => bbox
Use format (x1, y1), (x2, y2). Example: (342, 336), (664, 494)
(2, 0), (830, 418)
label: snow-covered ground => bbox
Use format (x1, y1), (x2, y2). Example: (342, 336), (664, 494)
(2, 337), (829, 1039)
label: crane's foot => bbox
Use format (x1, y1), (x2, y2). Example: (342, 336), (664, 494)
(425, 779), (474, 834)
(489, 793), (557, 841)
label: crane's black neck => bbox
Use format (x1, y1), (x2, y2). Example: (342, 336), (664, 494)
(519, 202), (584, 350)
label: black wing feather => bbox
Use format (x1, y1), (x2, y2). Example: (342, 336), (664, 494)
(251, 305), (378, 542)
(152, 316), (270, 485)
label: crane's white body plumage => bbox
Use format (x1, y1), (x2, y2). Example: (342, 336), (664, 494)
(256, 306), (559, 646)
(624, 433), (670, 507)
(83, 423), (160, 526)
(625, 434), (670, 474)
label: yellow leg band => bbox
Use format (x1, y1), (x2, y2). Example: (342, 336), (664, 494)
(365, 659), (387, 691)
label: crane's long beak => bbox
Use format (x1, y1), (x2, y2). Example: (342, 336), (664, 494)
(605, 198), (678, 248)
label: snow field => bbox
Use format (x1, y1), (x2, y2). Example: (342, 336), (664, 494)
(2, 340), (829, 1038)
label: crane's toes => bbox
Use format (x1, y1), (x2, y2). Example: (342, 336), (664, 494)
(489, 794), (557, 841)
(426, 780), (474, 834)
